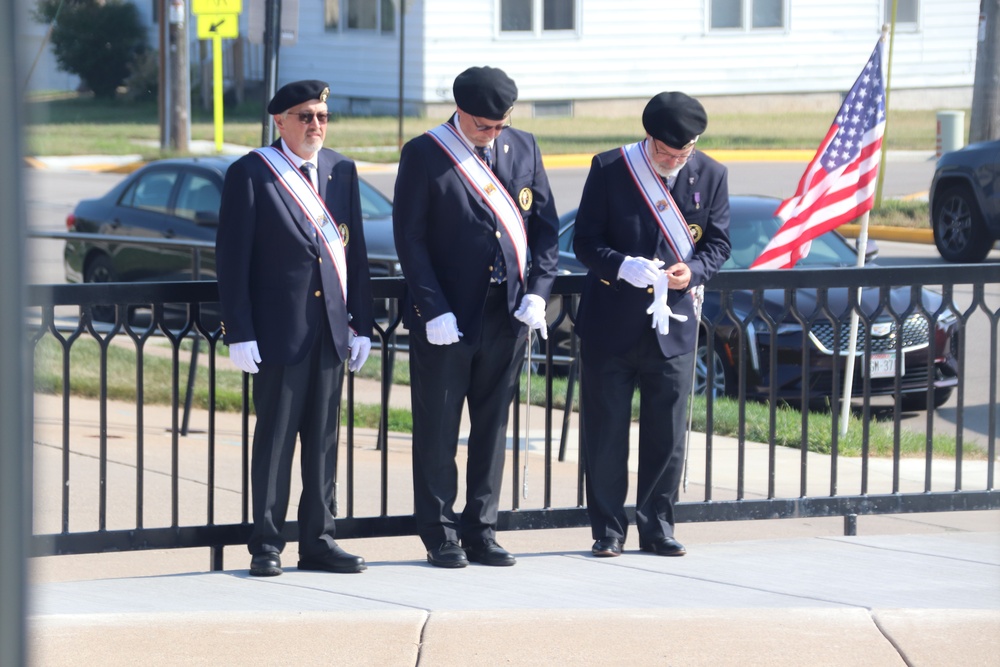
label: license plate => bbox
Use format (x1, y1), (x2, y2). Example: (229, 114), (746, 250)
(867, 352), (902, 378)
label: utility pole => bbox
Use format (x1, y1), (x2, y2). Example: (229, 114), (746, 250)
(261, 0), (281, 146)
(970, 0), (1000, 142)
(169, 0), (190, 152)
(160, 0), (171, 149)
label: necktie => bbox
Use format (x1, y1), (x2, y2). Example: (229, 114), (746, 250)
(475, 145), (506, 283)
(299, 162), (316, 190)
(475, 145), (493, 171)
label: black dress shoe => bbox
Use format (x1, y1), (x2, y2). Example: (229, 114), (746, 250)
(427, 541), (469, 568)
(250, 552), (282, 577)
(591, 537), (623, 557)
(298, 543), (367, 573)
(463, 538), (516, 566)
(639, 536), (687, 557)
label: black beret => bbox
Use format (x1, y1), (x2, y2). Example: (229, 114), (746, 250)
(642, 92), (708, 149)
(267, 79), (330, 114)
(453, 66), (518, 120)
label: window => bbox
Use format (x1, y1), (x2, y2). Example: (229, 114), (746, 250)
(710, 0), (785, 31)
(500, 0), (576, 34)
(175, 175), (221, 222)
(125, 172), (178, 214)
(885, 0), (918, 28)
(325, 0), (395, 34)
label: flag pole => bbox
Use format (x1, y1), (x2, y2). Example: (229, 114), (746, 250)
(839, 210), (870, 437)
(840, 28), (896, 437)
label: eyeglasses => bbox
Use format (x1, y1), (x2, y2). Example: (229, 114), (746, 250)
(652, 141), (695, 163)
(472, 116), (511, 133)
(292, 111), (330, 125)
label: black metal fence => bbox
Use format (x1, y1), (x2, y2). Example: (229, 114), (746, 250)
(27, 264), (999, 569)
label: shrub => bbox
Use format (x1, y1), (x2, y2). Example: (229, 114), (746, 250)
(34, 0), (149, 99)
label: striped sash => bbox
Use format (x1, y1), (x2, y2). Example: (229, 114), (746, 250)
(426, 123), (527, 283)
(621, 141), (695, 263)
(253, 146), (348, 303)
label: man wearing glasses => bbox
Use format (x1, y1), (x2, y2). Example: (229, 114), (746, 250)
(393, 66), (559, 568)
(573, 91), (731, 559)
(216, 80), (374, 577)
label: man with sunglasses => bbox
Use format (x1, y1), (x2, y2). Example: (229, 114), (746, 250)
(393, 66), (559, 568)
(216, 79), (374, 577)
(573, 91), (731, 559)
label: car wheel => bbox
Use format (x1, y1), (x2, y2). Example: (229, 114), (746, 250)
(694, 339), (732, 398)
(932, 184), (991, 263)
(83, 253), (117, 322)
(899, 387), (953, 412)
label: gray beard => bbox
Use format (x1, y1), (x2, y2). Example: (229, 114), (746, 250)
(652, 163), (683, 181)
(644, 139), (684, 180)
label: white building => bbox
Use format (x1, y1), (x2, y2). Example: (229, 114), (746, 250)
(24, 0), (981, 116)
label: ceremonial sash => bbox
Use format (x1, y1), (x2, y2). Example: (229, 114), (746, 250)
(425, 123), (527, 283)
(253, 146), (348, 303)
(621, 141), (695, 264)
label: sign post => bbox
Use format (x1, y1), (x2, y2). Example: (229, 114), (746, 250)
(192, 0), (242, 152)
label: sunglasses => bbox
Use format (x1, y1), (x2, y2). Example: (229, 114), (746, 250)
(472, 116), (511, 133)
(292, 111), (330, 125)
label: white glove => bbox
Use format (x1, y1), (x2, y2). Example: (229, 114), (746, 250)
(646, 272), (688, 336)
(425, 312), (463, 345)
(348, 335), (371, 373)
(513, 294), (548, 340)
(229, 340), (261, 374)
(618, 256), (665, 288)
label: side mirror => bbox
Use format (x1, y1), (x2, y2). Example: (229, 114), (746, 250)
(858, 237), (879, 263)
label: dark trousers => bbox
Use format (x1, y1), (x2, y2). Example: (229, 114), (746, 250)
(580, 326), (694, 543)
(248, 330), (344, 558)
(409, 286), (525, 549)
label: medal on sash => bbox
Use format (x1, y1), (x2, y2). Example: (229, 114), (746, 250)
(254, 146), (348, 303)
(621, 141), (696, 263)
(426, 122), (527, 283)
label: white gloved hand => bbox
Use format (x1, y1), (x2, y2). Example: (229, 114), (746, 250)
(229, 340), (261, 374)
(646, 272), (688, 336)
(348, 335), (371, 373)
(425, 312), (463, 345)
(513, 294), (548, 340)
(618, 256), (665, 288)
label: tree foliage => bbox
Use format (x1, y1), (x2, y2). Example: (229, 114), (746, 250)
(34, 0), (149, 98)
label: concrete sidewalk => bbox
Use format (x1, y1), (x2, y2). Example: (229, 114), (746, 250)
(27, 383), (1000, 666)
(28, 530), (1000, 666)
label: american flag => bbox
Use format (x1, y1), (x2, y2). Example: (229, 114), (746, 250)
(750, 40), (887, 270)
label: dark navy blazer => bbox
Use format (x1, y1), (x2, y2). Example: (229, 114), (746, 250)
(216, 142), (373, 366)
(573, 147), (731, 359)
(392, 123), (560, 343)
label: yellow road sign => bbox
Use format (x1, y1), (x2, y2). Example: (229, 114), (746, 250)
(197, 13), (239, 39)
(192, 0), (242, 15)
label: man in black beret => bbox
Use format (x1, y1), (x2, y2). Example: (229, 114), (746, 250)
(393, 66), (560, 568)
(216, 80), (374, 576)
(573, 91), (731, 558)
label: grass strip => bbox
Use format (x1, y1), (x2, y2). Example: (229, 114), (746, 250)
(33, 336), (978, 459)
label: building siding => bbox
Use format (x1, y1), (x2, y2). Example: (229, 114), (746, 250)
(23, 0), (980, 114)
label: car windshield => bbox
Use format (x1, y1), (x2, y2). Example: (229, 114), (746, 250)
(359, 180), (393, 219)
(722, 207), (859, 270)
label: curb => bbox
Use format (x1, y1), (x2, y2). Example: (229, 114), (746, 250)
(839, 224), (933, 244)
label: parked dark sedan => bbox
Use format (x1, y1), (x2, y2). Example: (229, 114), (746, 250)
(554, 196), (960, 410)
(929, 138), (1000, 263)
(64, 155), (399, 284)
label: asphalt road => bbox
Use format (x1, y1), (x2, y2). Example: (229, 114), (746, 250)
(23, 164), (999, 447)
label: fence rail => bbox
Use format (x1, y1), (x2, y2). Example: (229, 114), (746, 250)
(27, 264), (1000, 568)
